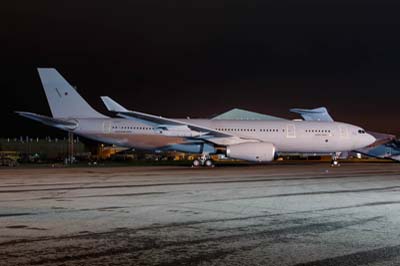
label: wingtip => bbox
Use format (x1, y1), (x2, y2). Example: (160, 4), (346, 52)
(15, 111), (27, 115)
(100, 96), (128, 112)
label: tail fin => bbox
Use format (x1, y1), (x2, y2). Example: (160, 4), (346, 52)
(37, 68), (107, 118)
(290, 107), (333, 122)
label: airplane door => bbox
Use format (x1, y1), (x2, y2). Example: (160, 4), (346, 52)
(339, 126), (348, 138)
(286, 124), (296, 138)
(103, 121), (112, 134)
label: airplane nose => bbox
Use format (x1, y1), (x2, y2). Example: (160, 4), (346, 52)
(366, 133), (376, 146)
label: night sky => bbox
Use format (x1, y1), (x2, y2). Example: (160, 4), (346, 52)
(3, 0), (400, 137)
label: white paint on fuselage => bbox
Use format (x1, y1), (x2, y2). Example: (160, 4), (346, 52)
(70, 118), (375, 153)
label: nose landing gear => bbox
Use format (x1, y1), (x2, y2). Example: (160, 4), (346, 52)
(331, 160), (340, 167)
(331, 152), (341, 167)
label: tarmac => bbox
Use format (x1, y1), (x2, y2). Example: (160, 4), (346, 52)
(0, 162), (400, 266)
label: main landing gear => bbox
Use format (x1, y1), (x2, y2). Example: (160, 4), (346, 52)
(331, 152), (341, 167)
(192, 154), (214, 168)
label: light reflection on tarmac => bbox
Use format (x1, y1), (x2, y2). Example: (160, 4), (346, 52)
(0, 163), (400, 266)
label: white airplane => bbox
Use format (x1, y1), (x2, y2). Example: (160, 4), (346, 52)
(17, 68), (376, 167)
(290, 107), (398, 162)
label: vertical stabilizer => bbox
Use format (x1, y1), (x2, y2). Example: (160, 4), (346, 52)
(37, 68), (107, 118)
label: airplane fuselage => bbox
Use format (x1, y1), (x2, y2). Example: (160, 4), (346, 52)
(71, 118), (374, 154)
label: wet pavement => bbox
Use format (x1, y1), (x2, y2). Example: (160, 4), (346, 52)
(0, 163), (400, 265)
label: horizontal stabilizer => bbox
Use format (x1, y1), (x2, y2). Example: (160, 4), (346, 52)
(391, 155), (400, 161)
(16, 111), (78, 130)
(367, 131), (396, 147)
(212, 108), (286, 121)
(290, 107), (334, 122)
(356, 138), (400, 162)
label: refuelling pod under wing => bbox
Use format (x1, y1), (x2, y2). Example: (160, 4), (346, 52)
(226, 142), (276, 162)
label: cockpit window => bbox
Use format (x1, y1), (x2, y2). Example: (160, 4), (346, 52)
(358, 129), (366, 134)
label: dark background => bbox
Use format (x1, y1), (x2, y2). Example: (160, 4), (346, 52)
(3, 0), (400, 137)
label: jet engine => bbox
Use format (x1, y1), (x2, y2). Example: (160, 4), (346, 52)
(226, 142), (276, 162)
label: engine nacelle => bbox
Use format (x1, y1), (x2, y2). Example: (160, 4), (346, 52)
(226, 142), (276, 162)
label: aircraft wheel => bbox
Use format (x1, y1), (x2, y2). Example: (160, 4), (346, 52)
(331, 160), (340, 167)
(192, 159), (201, 167)
(204, 159), (214, 167)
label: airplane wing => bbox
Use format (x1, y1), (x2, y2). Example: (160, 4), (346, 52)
(290, 107), (334, 122)
(100, 97), (259, 145)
